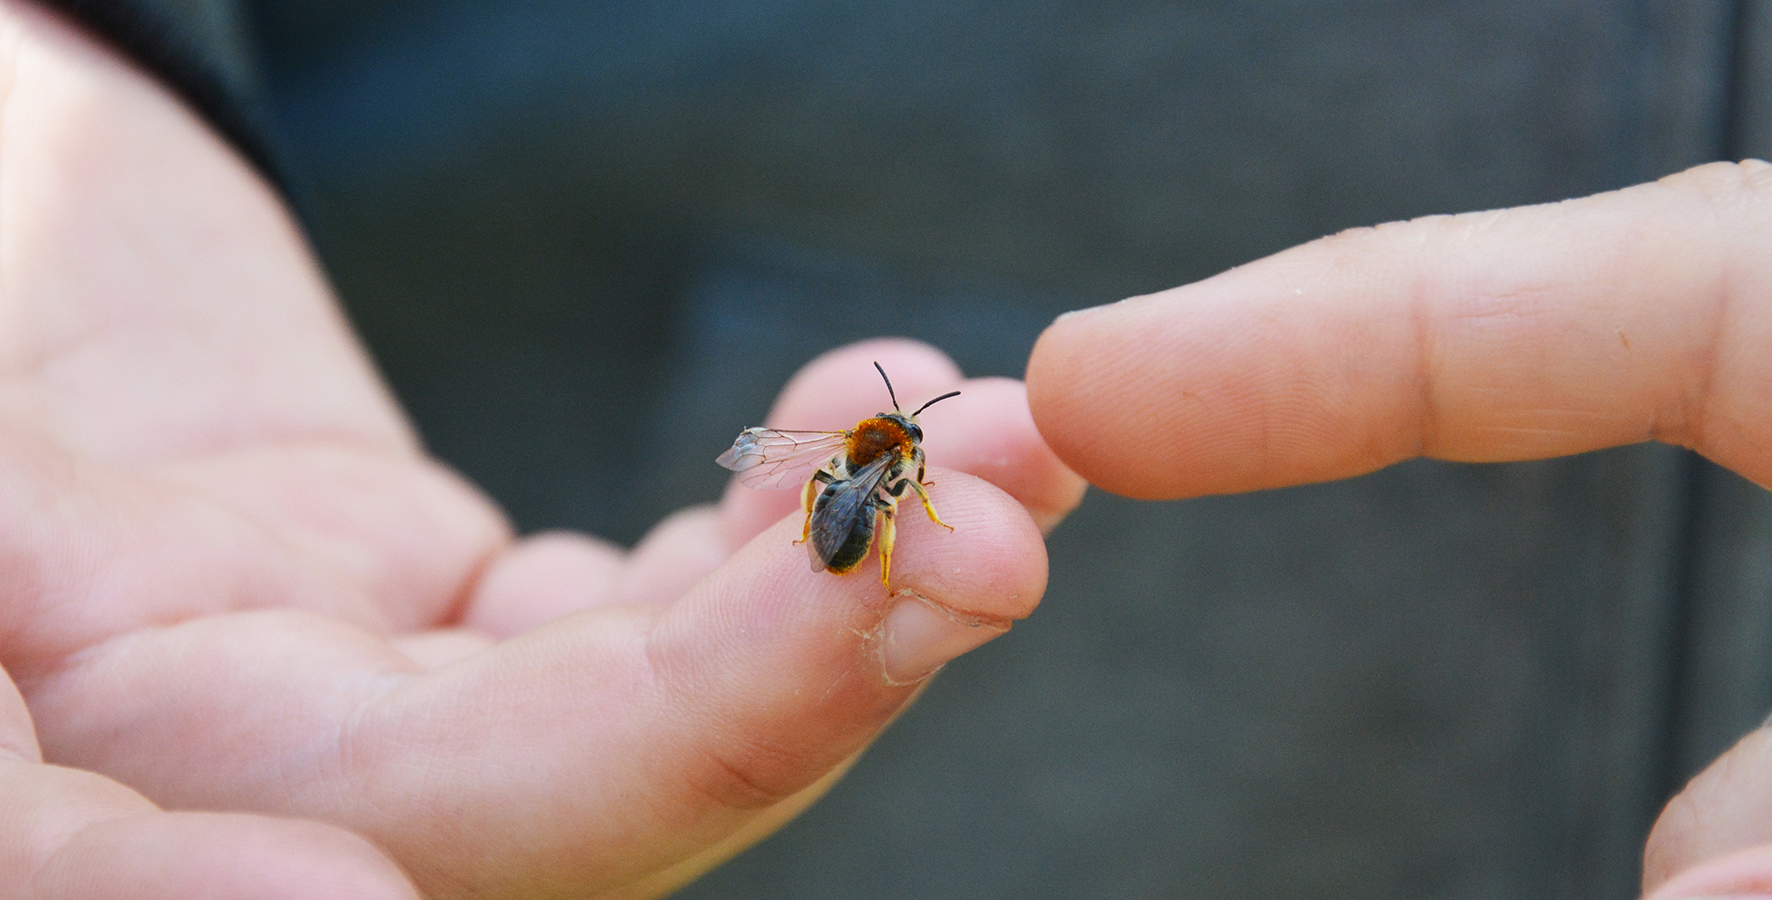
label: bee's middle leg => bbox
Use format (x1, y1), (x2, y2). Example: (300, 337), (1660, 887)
(901, 477), (955, 532)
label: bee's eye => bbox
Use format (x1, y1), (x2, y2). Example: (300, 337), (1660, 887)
(908, 424), (923, 442)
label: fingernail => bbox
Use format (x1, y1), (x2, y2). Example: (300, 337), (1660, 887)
(879, 593), (1008, 685)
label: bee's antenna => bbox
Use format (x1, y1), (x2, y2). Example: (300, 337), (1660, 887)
(913, 390), (962, 416)
(874, 361), (901, 411)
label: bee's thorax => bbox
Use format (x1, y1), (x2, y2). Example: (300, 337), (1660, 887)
(846, 415), (916, 468)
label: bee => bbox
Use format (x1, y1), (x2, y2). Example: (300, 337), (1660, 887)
(716, 362), (961, 589)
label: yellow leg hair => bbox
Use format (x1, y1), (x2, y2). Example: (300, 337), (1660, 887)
(877, 508), (896, 588)
(909, 479), (955, 531)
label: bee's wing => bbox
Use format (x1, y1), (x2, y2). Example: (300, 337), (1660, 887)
(807, 453), (896, 571)
(715, 428), (849, 491)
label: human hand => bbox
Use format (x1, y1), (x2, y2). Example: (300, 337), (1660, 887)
(0, 3), (1085, 898)
(1025, 159), (1772, 898)
(1, 659), (425, 899)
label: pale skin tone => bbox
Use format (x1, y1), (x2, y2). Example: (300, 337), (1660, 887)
(14, 0), (1772, 896)
(1027, 160), (1772, 898)
(0, 3), (1085, 898)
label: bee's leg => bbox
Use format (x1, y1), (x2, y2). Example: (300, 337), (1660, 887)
(797, 470), (833, 545)
(905, 477), (955, 532)
(875, 503), (897, 589)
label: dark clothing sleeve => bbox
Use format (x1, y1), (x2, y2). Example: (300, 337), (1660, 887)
(33, 0), (282, 190)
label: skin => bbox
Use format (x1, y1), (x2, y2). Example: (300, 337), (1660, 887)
(24, 0), (1768, 891)
(1026, 159), (1772, 898)
(0, 3), (1085, 899)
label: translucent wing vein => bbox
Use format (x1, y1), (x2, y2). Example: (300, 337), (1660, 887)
(715, 427), (848, 491)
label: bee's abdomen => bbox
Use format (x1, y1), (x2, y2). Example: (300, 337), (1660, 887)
(819, 513), (877, 573)
(809, 476), (882, 574)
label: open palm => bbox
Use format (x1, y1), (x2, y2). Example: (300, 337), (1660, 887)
(0, 5), (1084, 898)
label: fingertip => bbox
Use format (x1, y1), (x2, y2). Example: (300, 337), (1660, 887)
(703, 471), (1047, 670)
(878, 595), (1008, 686)
(720, 467), (1051, 631)
(718, 339), (967, 547)
(1029, 290), (1224, 498)
(872, 472), (1045, 684)
(877, 469), (1048, 623)
(1025, 224), (1445, 498)
(648, 470), (1047, 796)
(918, 378), (1088, 534)
(769, 338), (965, 428)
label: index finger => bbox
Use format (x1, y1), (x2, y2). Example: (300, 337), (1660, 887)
(1027, 161), (1772, 499)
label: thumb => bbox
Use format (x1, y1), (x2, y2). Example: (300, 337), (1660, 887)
(1644, 727), (1772, 898)
(334, 469), (1047, 897)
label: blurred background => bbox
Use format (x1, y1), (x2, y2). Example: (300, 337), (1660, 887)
(143, 1), (1772, 896)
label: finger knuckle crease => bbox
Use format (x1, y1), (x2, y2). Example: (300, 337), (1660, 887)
(686, 740), (806, 811)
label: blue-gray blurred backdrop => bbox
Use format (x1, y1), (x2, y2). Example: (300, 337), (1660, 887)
(230, 2), (1772, 897)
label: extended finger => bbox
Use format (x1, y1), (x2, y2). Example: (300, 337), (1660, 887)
(1028, 160), (1772, 498)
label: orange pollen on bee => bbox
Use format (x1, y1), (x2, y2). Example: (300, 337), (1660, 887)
(845, 417), (914, 467)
